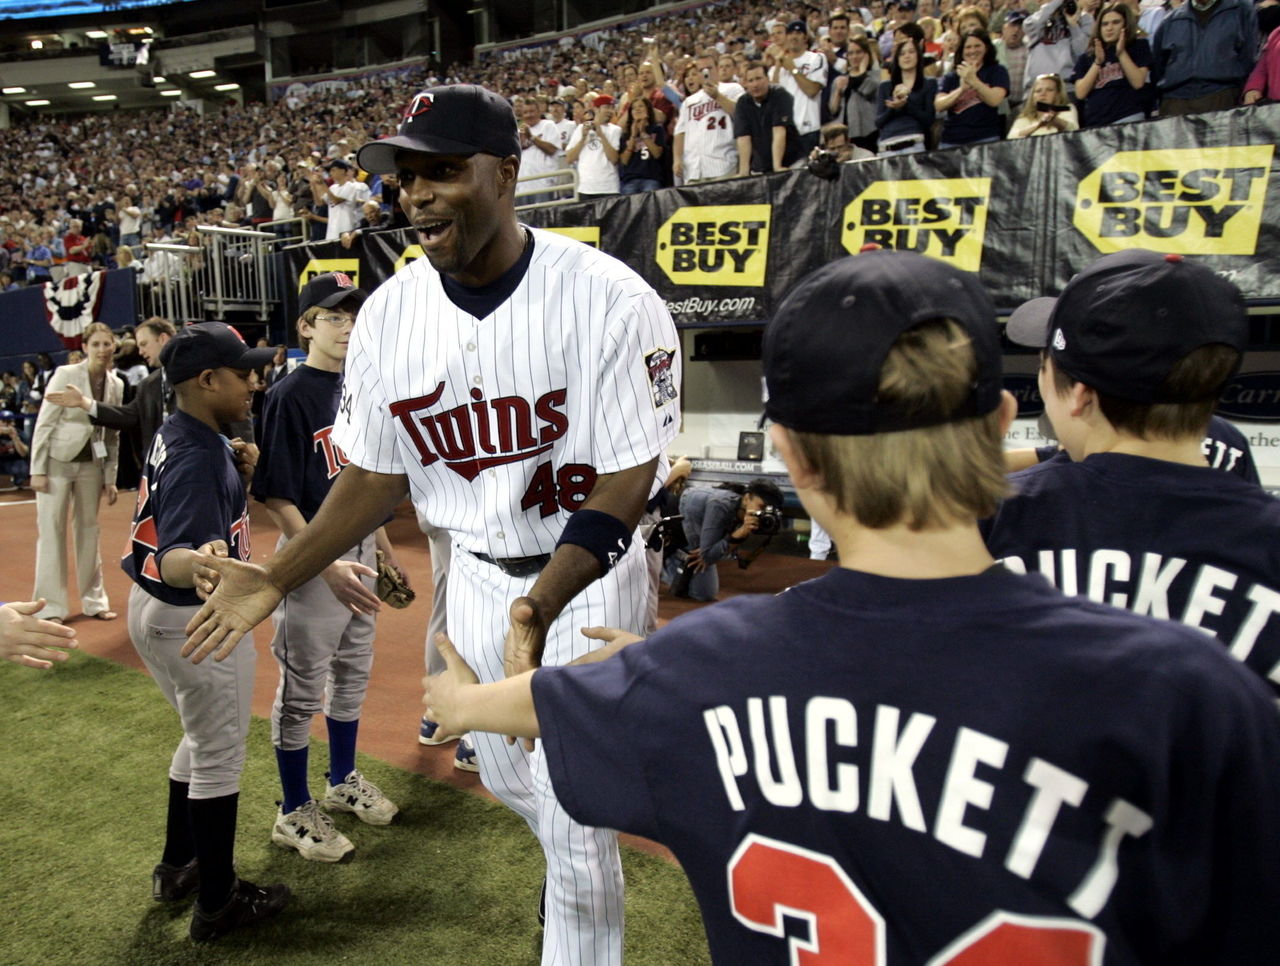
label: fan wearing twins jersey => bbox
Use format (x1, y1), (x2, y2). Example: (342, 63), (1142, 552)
(252, 272), (401, 864)
(673, 65), (745, 183)
(182, 84), (681, 966)
(122, 322), (290, 941)
(423, 251), (1280, 965)
(987, 258), (1280, 692)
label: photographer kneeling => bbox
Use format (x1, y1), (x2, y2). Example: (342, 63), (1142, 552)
(664, 479), (785, 602)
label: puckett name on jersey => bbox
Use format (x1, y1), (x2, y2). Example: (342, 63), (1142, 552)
(705, 695), (1150, 921)
(1000, 549), (1280, 682)
(387, 382), (569, 478)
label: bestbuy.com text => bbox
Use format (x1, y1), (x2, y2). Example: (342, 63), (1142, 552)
(665, 296), (758, 319)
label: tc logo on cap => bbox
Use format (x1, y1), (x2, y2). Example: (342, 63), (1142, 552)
(1053, 328), (1067, 351)
(404, 92), (434, 119)
(332, 272), (354, 288)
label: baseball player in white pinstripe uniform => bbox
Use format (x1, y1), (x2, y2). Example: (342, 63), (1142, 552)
(182, 84), (681, 966)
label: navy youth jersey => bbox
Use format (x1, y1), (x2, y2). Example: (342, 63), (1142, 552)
(251, 365), (347, 522)
(983, 453), (1280, 690)
(1034, 416), (1259, 484)
(122, 410), (250, 607)
(533, 567), (1280, 965)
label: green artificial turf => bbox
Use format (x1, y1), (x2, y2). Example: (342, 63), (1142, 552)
(0, 653), (711, 965)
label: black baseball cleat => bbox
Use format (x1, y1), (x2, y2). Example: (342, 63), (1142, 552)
(190, 878), (291, 942)
(152, 859), (199, 902)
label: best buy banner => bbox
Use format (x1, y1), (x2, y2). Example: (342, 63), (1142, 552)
(294, 106), (1280, 325)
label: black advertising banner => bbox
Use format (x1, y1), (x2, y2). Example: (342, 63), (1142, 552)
(1048, 106), (1280, 300)
(283, 104), (1280, 327)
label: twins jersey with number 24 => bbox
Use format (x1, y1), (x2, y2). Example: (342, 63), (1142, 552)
(332, 226), (681, 558)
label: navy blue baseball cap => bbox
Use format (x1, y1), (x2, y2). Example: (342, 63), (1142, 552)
(161, 322), (277, 386)
(356, 85), (521, 175)
(764, 250), (1003, 434)
(1006, 251), (1247, 403)
(299, 271), (367, 314)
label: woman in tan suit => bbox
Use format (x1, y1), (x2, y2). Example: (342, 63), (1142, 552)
(30, 323), (123, 622)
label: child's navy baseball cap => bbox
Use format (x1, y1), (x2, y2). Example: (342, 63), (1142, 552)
(161, 322), (277, 385)
(763, 250), (1003, 434)
(357, 85), (521, 175)
(1005, 250), (1247, 403)
(299, 272), (367, 315)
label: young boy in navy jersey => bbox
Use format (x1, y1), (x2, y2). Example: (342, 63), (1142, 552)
(983, 250), (1280, 693)
(424, 250), (1280, 964)
(252, 273), (402, 861)
(123, 322), (289, 941)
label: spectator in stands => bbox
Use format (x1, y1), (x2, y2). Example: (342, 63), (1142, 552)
(565, 97), (623, 199)
(1073, 3), (1152, 126)
(735, 61), (803, 174)
(770, 20), (829, 155)
(876, 36), (938, 154)
(673, 64), (742, 184)
(25, 227), (55, 286)
(880, 1), (922, 59)
(1008, 72), (1081, 135)
(119, 197), (142, 248)
(829, 36), (882, 151)
(819, 10), (854, 122)
(0, 413), (30, 490)
(62, 218), (91, 276)
(0, 272), (16, 293)
(340, 200), (389, 249)
(936, 30), (1011, 147)
(517, 97), (562, 204)
(1244, 23), (1280, 104)
(547, 99), (578, 162)
(996, 11), (1032, 113)
(309, 160), (370, 243)
(1151, 0), (1257, 115)
(619, 96), (668, 194)
(1024, 0), (1092, 87)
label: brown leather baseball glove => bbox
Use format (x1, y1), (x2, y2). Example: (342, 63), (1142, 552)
(376, 550), (415, 609)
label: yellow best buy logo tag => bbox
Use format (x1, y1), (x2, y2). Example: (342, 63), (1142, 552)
(655, 205), (770, 287)
(544, 227), (600, 248)
(299, 259), (360, 291)
(841, 178), (991, 271)
(1074, 146), (1273, 255)
(394, 244), (424, 275)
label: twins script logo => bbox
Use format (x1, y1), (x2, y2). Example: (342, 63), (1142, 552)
(313, 425), (350, 479)
(389, 382), (569, 481)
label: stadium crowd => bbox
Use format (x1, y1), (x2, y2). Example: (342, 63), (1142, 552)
(1, 0), (1278, 288)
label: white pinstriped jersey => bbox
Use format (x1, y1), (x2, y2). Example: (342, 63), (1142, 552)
(333, 227), (681, 559)
(674, 84), (745, 181)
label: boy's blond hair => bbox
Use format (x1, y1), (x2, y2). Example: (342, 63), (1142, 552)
(790, 318), (1008, 530)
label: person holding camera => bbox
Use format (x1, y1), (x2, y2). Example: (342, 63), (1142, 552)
(1023, 0), (1092, 93)
(1008, 72), (1080, 136)
(665, 479), (784, 602)
(1072, 3), (1151, 126)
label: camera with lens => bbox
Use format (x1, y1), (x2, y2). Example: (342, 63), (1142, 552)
(751, 506), (782, 536)
(806, 149), (840, 181)
(1062, 0), (1078, 14)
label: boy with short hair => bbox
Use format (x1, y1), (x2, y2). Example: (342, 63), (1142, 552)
(983, 249), (1280, 692)
(424, 250), (1280, 963)
(123, 322), (289, 941)
(253, 273), (402, 862)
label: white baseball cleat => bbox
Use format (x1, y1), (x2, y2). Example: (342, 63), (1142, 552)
(272, 800), (355, 863)
(323, 769), (400, 826)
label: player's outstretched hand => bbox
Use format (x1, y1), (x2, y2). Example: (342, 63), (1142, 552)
(44, 385), (88, 410)
(569, 626), (644, 666)
(503, 595), (548, 679)
(192, 540), (229, 600)
(322, 560), (382, 614)
(422, 632), (479, 738)
(1, 599), (78, 669)
(182, 557), (283, 663)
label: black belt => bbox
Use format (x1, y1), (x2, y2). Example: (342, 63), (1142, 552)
(468, 549), (552, 578)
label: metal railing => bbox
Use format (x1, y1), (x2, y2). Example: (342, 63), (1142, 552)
(195, 224), (279, 320)
(138, 242), (203, 323)
(515, 166), (579, 211)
